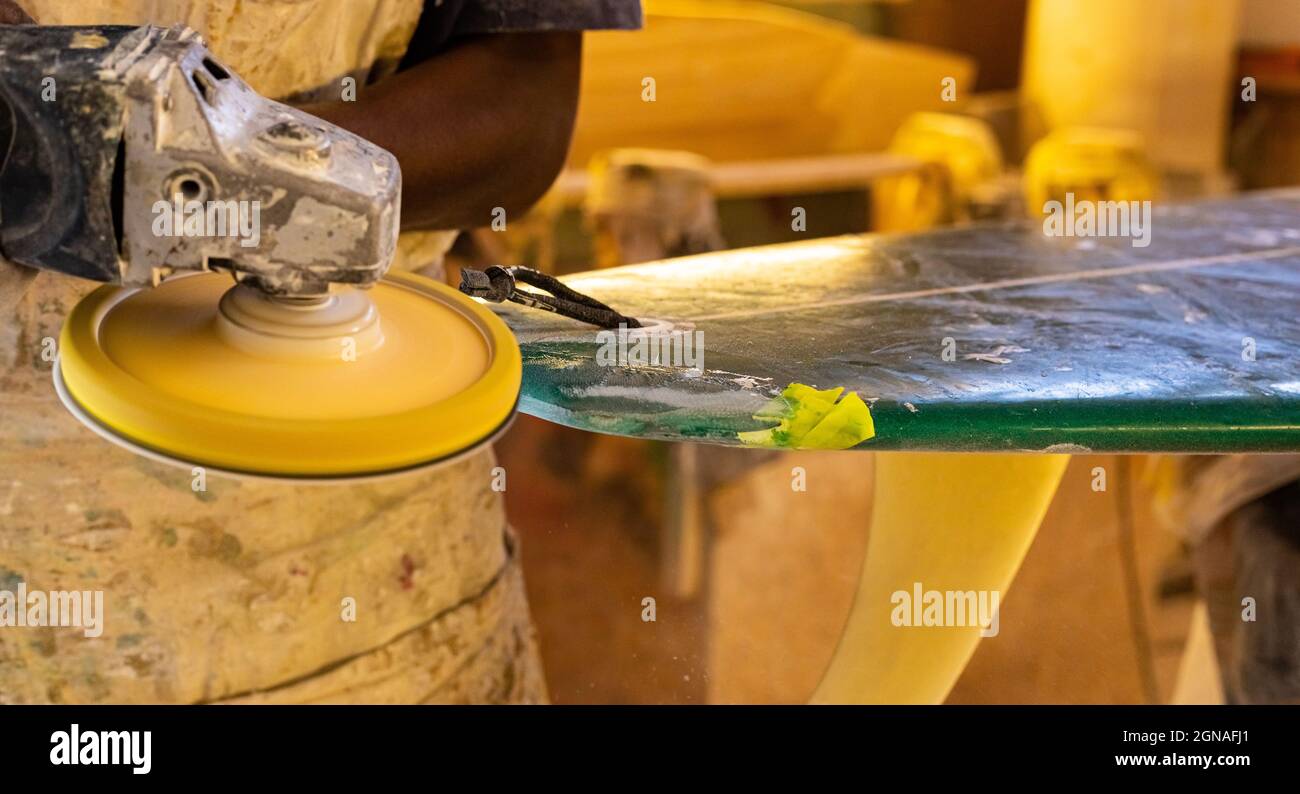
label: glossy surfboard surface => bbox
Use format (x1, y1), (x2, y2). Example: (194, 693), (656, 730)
(500, 190), (1300, 453)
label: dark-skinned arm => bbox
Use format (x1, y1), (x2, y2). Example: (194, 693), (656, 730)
(0, 0), (30, 23)
(303, 32), (582, 232)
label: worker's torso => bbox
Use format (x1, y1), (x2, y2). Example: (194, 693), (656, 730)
(0, 0), (506, 703)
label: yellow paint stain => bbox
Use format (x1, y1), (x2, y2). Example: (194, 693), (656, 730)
(738, 383), (875, 450)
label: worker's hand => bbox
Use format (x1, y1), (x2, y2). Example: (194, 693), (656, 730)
(0, 0), (34, 24)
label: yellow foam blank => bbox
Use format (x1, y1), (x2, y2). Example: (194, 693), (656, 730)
(813, 452), (1069, 704)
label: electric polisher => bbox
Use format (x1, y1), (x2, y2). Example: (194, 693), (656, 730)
(0, 24), (521, 479)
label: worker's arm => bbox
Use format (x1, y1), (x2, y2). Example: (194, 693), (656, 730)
(0, 0), (29, 24)
(302, 32), (582, 232)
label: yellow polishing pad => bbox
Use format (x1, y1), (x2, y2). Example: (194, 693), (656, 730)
(56, 271), (521, 478)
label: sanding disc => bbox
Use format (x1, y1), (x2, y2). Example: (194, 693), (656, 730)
(55, 271), (521, 479)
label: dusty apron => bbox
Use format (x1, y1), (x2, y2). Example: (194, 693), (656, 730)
(0, 0), (544, 704)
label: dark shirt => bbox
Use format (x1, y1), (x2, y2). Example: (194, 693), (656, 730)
(402, 0), (643, 66)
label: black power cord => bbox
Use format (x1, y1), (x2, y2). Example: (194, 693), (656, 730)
(459, 265), (642, 329)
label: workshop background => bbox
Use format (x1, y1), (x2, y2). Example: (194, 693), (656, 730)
(453, 0), (1299, 704)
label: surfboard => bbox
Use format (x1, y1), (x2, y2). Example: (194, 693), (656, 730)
(499, 190), (1300, 453)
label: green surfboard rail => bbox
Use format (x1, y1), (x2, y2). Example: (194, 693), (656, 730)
(499, 191), (1300, 453)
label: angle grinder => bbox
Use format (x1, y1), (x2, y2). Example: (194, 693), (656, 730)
(0, 24), (520, 479)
